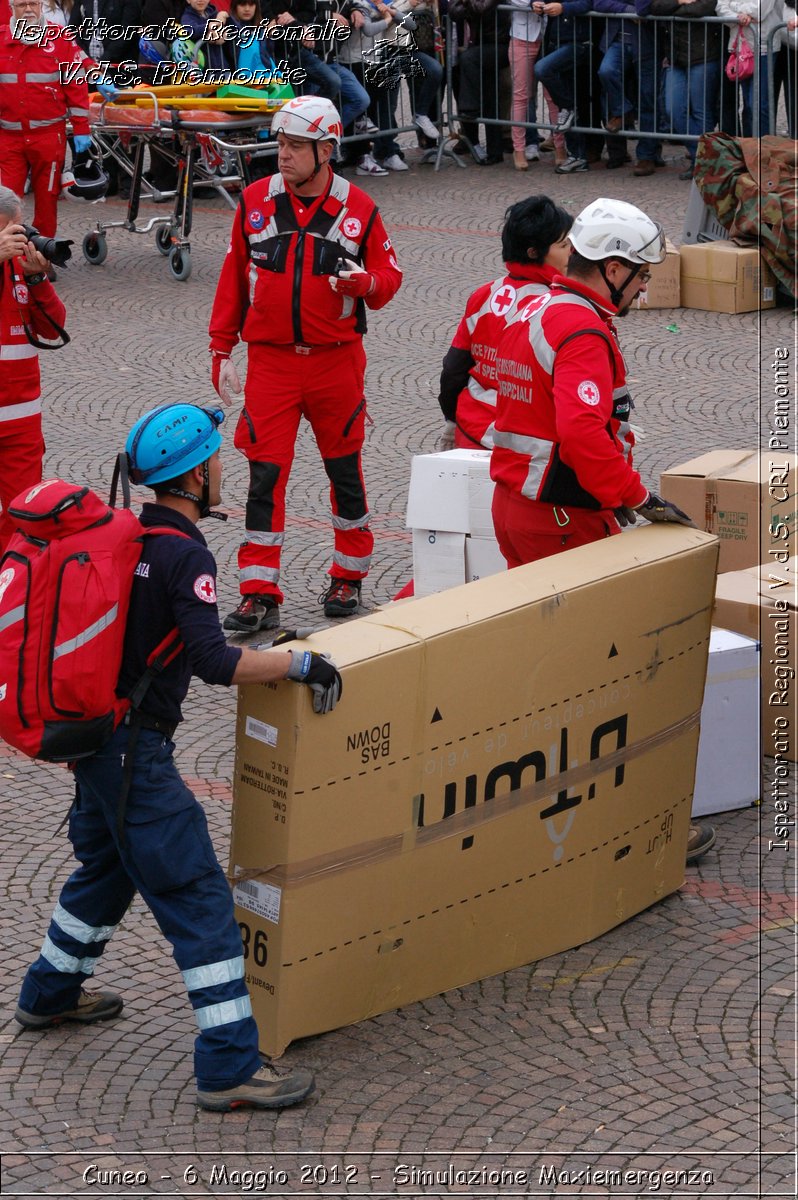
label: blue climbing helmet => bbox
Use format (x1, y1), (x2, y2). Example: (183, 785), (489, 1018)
(124, 404), (227, 520)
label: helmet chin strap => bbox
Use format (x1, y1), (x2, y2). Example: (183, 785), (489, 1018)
(292, 141), (323, 190)
(167, 461), (228, 521)
(599, 261), (642, 308)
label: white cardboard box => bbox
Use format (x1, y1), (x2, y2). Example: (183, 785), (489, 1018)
(692, 627), (760, 817)
(413, 529), (465, 597)
(465, 535), (507, 582)
(406, 450), (492, 535)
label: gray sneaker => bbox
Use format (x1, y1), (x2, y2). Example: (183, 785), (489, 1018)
(15, 988), (123, 1029)
(197, 1060), (315, 1111)
(555, 155), (589, 174)
(223, 594), (280, 632)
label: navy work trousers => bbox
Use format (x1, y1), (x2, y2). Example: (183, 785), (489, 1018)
(18, 725), (261, 1092)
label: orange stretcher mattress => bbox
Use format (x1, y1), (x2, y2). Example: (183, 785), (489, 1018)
(89, 101), (245, 126)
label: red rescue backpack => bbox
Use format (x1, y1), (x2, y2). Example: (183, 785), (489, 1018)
(0, 478), (187, 763)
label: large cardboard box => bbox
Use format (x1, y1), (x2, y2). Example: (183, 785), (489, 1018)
(636, 238), (680, 310)
(713, 557), (797, 761)
(231, 526), (718, 1057)
(692, 628), (760, 816)
(679, 241), (776, 313)
(660, 450), (798, 573)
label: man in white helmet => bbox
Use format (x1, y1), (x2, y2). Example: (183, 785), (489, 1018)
(208, 95), (402, 629)
(490, 197), (715, 866)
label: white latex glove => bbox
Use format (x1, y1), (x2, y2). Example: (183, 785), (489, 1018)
(212, 356), (242, 406)
(438, 420), (456, 451)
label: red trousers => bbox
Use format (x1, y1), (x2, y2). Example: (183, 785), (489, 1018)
(0, 411), (44, 551)
(234, 341), (373, 603)
(0, 126), (67, 238)
(491, 481), (621, 567)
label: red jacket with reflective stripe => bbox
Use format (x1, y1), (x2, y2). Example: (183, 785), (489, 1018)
(0, 259), (66, 415)
(440, 261), (557, 448)
(490, 276), (648, 511)
(208, 168), (402, 352)
(0, 23), (90, 135)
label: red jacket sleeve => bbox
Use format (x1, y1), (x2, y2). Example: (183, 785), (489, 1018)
(361, 209), (402, 311)
(552, 331), (648, 509)
(208, 201), (251, 354)
(25, 276), (67, 342)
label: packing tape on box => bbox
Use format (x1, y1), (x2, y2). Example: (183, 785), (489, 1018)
(232, 706), (701, 891)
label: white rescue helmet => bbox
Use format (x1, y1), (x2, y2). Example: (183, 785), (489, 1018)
(271, 96), (343, 149)
(569, 198), (666, 265)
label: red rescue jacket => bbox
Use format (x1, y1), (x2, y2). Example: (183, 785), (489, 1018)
(0, 23), (90, 136)
(490, 275), (648, 512)
(208, 167), (402, 352)
(0, 260), (66, 420)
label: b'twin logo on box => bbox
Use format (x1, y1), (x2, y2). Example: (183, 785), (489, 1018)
(346, 722), (391, 764)
(416, 715), (629, 853)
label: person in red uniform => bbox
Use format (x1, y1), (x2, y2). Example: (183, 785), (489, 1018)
(491, 196), (715, 866)
(0, 184), (67, 551)
(438, 195), (573, 452)
(208, 95), (403, 630)
(0, 0), (91, 240)
(491, 196), (694, 566)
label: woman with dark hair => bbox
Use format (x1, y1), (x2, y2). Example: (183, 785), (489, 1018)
(437, 195), (573, 451)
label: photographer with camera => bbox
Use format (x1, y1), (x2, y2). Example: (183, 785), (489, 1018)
(0, 0), (91, 247)
(0, 185), (67, 551)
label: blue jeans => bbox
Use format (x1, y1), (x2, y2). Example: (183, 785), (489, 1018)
(299, 49), (370, 128)
(17, 725), (261, 1093)
(662, 60), (720, 163)
(410, 50), (444, 118)
(598, 33), (661, 161)
(740, 56), (770, 137)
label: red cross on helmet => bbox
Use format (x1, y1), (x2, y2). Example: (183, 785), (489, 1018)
(271, 96), (343, 148)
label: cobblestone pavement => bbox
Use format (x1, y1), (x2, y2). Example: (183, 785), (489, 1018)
(0, 140), (795, 1198)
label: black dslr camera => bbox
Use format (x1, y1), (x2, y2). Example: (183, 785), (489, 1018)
(23, 225), (73, 269)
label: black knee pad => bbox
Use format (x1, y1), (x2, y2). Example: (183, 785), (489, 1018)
(324, 452), (367, 523)
(246, 461), (280, 530)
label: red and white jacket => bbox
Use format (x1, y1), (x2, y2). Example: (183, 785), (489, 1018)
(490, 275), (648, 512)
(439, 261), (558, 449)
(0, 259), (66, 421)
(0, 23), (90, 136)
(209, 168), (402, 352)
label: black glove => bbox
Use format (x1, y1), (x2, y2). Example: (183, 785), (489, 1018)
(614, 506), (638, 528)
(637, 491), (696, 527)
(285, 649), (343, 714)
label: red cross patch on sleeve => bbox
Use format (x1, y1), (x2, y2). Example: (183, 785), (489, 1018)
(193, 574), (217, 604)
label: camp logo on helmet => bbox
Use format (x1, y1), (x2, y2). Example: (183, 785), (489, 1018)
(158, 414), (191, 436)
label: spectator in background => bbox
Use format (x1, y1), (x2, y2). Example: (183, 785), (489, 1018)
(775, 0), (797, 137)
(334, 0), (391, 175)
(70, 0), (142, 67)
(594, 0), (663, 175)
(449, 0), (510, 164)
(42, 0), (72, 23)
(716, 0), (781, 136)
(534, 0), (603, 173)
(179, 0), (234, 69)
(650, 0), (722, 179)
(507, 0), (544, 170)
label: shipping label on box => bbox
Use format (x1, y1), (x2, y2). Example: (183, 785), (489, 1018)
(231, 526), (719, 1057)
(713, 556), (797, 762)
(661, 450), (798, 573)
(679, 241), (777, 313)
(636, 238), (680, 310)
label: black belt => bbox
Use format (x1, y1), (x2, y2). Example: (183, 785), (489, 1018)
(123, 711), (177, 740)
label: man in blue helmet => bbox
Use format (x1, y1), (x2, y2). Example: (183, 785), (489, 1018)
(15, 403), (342, 1111)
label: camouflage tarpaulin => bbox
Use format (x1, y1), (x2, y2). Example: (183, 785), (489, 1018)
(693, 132), (797, 299)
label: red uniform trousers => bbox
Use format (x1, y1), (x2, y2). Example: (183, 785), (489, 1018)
(491, 481), (621, 568)
(0, 411), (45, 551)
(0, 126), (67, 239)
(234, 341), (373, 603)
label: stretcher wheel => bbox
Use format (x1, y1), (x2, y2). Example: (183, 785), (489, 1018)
(82, 232), (108, 266)
(155, 225), (173, 256)
(168, 246), (191, 281)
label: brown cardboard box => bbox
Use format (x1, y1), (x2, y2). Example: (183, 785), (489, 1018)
(713, 557), (797, 761)
(231, 526), (718, 1057)
(679, 241), (777, 313)
(661, 450), (798, 573)
(636, 238), (680, 309)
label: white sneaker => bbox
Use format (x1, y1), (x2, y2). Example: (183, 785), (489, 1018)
(354, 116), (379, 134)
(524, 144), (540, 162)
(379, 154), (409, 171)
(472, 144), (487, 163)
(414, 113), (439, 140)
(356, 153), (389, 176)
